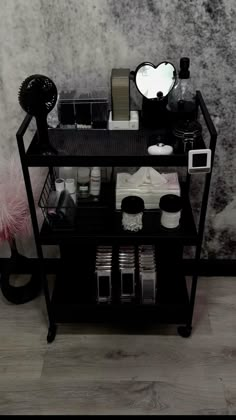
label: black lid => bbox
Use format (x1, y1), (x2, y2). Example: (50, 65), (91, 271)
(179, 57), (190, 79)
(121, 196), (145, 214)
(159, 194), (183, 212)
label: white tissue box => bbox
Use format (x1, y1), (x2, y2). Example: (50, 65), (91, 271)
(116, 167), (181, 210)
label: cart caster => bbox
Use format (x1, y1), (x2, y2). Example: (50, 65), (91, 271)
(47, 325), (57, 343)
(177, 325), (192, 338)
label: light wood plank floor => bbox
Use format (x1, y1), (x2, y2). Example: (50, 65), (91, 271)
(0, 276), (235, 415)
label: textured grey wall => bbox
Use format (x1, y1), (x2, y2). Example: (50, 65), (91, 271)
(0, 0), (235, 258)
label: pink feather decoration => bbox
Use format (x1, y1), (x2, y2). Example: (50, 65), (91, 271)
(0, 153), (44, 243)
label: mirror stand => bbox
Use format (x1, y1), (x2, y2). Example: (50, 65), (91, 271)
(132, 61), (177, 129)
(141, 96), (169, 129)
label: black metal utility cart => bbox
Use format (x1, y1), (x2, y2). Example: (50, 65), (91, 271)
(16, 91), (217, 343)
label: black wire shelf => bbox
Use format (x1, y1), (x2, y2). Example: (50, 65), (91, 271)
(39, 198), (197, 245)
(51, 248), (190, 326)
(26, 127), (206, 167)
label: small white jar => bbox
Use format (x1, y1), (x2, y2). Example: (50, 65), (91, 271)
(159, 194), (183, 229)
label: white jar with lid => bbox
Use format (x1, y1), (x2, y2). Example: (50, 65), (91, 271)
(77, 167), (90, 198)
(159, 194), (183, 229)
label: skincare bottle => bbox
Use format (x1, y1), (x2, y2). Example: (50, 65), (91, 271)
(65, 178), (76, 203)
(168, 57), (196, 116)
(90, 167), (101, 198)
(77, 167), (90, 198)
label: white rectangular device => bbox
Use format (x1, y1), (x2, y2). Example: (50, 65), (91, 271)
(188, 149), (212, 174)
(108, 110), (139, 130)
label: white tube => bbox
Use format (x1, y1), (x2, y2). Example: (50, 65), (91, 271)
(55, 178), (65, 193)
(161, 210), (181, 229)
(65, 178), (76, 194)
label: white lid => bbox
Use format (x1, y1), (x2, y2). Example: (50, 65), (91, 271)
(91, 167), (101, 175)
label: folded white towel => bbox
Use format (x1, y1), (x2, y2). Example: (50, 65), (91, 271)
(116, 168), (180, 210)
(126, 167), (167, 187)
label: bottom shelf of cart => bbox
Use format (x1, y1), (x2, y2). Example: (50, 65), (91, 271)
(51, 272), (190, 325)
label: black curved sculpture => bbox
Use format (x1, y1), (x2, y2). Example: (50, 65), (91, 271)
(0, 240), (41, 304)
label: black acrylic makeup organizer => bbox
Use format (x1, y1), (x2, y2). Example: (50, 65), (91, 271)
(16, 91), (217, 343)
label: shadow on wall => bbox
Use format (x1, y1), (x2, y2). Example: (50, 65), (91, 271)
(214, 198), (236, 237)
(207, 198), (236, 257)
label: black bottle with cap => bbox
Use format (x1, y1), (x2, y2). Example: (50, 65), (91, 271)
(167, 57), (196, 120)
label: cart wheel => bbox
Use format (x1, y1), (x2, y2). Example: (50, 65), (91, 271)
(47, 325), (57, 343)
(177, 325), (192, 338)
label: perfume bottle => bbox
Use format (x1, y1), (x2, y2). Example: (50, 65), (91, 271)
(168, 57), (196, 116)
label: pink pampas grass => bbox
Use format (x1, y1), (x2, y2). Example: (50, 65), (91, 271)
(0, 153), (44, 243)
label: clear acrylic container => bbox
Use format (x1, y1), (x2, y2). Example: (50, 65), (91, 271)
(57, 88), (109, 129)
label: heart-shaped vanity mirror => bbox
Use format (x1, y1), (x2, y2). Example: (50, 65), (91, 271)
(134, 61), (176, 100)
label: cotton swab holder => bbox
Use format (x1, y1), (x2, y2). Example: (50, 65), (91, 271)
(121, 196), (145, 232)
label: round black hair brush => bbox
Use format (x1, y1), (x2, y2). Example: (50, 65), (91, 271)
(18, 74), (58, 154)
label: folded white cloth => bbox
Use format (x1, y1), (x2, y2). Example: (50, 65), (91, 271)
(125, 167), (167, 187)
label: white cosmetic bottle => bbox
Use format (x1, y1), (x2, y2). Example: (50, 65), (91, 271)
(90, 167), (101, 198)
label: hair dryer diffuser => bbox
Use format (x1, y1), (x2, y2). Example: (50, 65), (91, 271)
(18, 74), (58, 154)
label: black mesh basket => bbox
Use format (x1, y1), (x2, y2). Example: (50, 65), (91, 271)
(38, 170), (77, 231)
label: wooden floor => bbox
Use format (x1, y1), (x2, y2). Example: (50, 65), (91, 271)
(0, 276), (235, 415)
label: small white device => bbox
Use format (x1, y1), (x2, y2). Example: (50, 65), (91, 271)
(188, 149), (212, 174)
(147, 143), (173, 155)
